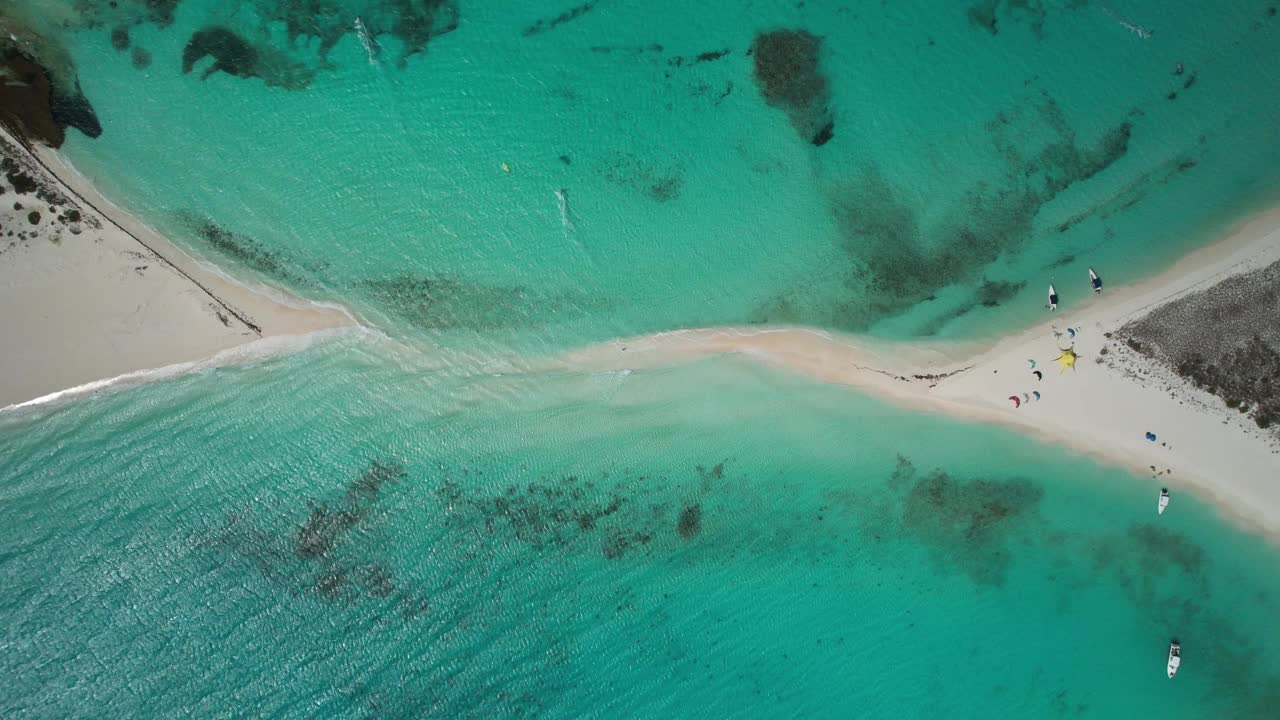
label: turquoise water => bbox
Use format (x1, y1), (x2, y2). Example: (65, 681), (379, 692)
(2, 343), (1279, 717)
(13, 0), (1280, 345)
(4, 0), (1280, 717)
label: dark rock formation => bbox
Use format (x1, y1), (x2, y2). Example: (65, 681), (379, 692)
(0, 52), (102, 148)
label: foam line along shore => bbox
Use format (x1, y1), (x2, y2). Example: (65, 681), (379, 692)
(0, 125), (353, 409)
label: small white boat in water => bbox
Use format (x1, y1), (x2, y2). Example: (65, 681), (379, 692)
(1047, 284), (1058, 311)
(1158, 488), (1170, 515)
(1167, 640), (1181, 678)
(1089, 267), (1102, 293)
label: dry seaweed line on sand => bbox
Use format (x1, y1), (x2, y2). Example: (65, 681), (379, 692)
(3, 129), (263, 334)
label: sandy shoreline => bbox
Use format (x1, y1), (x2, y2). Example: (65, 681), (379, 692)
(4, 122), (1277, 540)
(561, 207), (1280, 540)
(0, 126), (353, 409)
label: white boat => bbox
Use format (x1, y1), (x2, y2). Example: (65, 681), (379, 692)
(1048, 284), (1058, 311)
(1167, 640), (1181, 678)
(1089, 267), (1102, 293)
(1158, 488), (1170, 515)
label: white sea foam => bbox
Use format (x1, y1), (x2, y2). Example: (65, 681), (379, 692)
(1, 326), (374, 415)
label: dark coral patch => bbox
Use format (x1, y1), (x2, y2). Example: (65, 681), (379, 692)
(753, 94), (1135, 333)
(647, 176), (683, 202)
(200, 459), (429, 614)
(182, 27), (259, 80)
(146, 0), (180, 28)
(750, 29), (834, 147)
(967, 0), (1001, 34)
(810, 119), (834, 147)
(361, 273), (598, 332)
(296, 504), (364, 559)
(677, 505), (702, 538)
(177, 211), (307, 285)
(110, 26), (131, 52)
(523, 1), (600, 37)
(182, 26), (315, 89)
(131, 46), (152, 70)
(893, 458), (1043, 586)
(428, 463), (729, 560)
(596, 150), (685, 203)
(966, 0), (1076, 38)
(1126, 524), (1205, 574)
(976, 279), (1025, 307)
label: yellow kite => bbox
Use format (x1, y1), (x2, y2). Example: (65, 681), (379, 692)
(1055, 346), (1080, 372)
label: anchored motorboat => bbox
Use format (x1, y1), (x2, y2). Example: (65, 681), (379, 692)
(1158, 488), (1170, 515)
(1168, 640), (1181, 678)
(1089, 267), (1102, 293)
(1048, 284), (1058, 311)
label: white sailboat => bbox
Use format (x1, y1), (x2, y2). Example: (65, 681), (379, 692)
(1158, 488), (1170, 515)
(1167, 640), (1181, 678)
(1047, 284), (1058, 311)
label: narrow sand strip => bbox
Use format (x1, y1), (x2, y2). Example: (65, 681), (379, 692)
(562, 208), (1280, 540)
(0, 127), (353, 408)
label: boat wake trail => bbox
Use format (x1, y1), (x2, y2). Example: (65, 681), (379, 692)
(354, 17), (379, 64)
(1103, 7), (1152, 40)
(556, 188), (574, 232)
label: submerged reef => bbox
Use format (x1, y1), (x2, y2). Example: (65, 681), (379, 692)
(174, 210), (317, 285)
(522, 0), (600, 37)
(360, 273), (603, 332)
(750, 29), (834, 147)
(182, 27), (257, 79)
(432, 462), (729, 560)
(965, 0), (1087, 38)
(752, 93), (1136, 332)
(595, 150), (686, 202)
(891, 457), (1043, 587)
(17, 0), (459, 90)
(203, 459), (433, 614)
(182, 26), (315, 90)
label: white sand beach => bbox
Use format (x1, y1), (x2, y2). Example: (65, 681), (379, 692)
(0, 126), (352, 409)
(562, 208), (1280, 540)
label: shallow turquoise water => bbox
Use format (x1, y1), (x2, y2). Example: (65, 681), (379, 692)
(15, 0), (1280, 345)
(2, 343), (1279, 718)
(4, 1), (1280, 717)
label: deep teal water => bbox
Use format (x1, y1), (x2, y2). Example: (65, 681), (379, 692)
(2, 343), (1279, 718)
(3, 1), (1280, 717)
